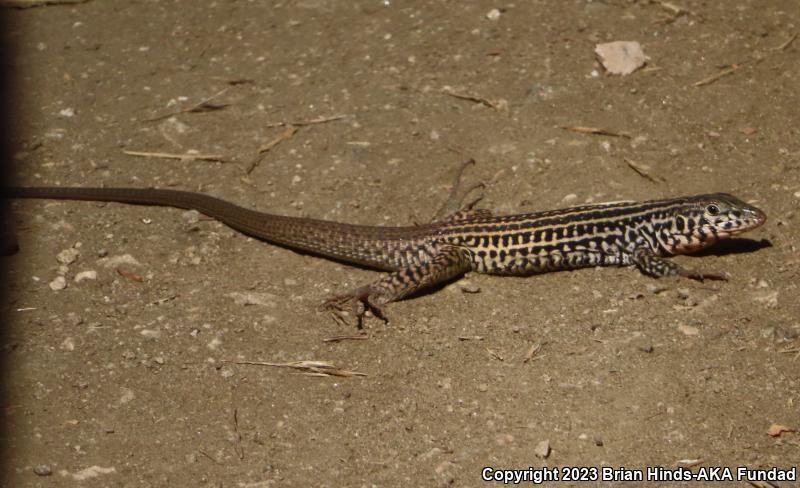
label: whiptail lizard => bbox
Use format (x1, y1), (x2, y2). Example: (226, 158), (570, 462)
(1, 182), (766, 325)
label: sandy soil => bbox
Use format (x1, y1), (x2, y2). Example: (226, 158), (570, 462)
(2, 0), (799, 486)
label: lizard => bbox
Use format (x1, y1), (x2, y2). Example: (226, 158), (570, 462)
(1, 171), (767, 326)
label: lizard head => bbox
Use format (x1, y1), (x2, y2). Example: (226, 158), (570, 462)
(664, 193), (766, 254)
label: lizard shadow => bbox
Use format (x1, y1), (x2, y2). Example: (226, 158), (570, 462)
(688, 237), (772, 258)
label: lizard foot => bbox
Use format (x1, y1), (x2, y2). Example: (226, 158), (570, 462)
(320, 287), (389, 328)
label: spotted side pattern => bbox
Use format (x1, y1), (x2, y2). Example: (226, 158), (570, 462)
(434, 193), (766, 276)
(2, 187), (767, 318)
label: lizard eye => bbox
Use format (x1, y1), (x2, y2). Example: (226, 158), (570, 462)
(706, 204), (720, 216)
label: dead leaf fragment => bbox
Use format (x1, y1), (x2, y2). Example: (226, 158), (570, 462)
(561, 126), (631, 138)
(595, 41), (647, 75)
(116, 268), (144, 282)
(767, 423), (795, 437)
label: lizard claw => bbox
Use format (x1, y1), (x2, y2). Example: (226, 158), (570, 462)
(321, 288), (389, 328)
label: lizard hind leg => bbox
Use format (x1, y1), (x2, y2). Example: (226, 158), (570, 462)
(321, 245), (473, 328)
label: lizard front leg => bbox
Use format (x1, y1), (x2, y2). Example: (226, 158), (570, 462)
(631, 247), (729, 281)
(322, 245), (473, 327)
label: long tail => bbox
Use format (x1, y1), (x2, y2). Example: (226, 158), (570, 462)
(1, 186), (421, 270)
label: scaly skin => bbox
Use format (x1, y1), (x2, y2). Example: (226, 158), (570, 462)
(1, 186), (767, 326)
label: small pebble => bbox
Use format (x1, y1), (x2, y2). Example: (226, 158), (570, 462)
(49, 276), (67, 291)
(140, 329), (161, 340)
(676, 288), (690, 300)
(60, 337), (75, 351)
(678, 324), (699, 336)
(634, 339), (653, 353)
(182, 210), (201, 225)
(646, 283), (668, 294)
(33, 464), (52, 476)
(460, 284), (481, 294)
(486, 8), (501, 20)
(753, 290), (779, 308)
(534, 439), (550, 459)
(74, 270), (97, 283)
(594, 438), (604, 447)
(57, 247), (80, 265)
(66, 312), (83, 326)
(562, 193), (578, 203)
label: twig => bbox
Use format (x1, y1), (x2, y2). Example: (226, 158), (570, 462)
(198, 450), (222, 465)
(560, 126), (632, 139)
(145, 87), (232, 122)
(624, 158), (664, 183)
(123, 150), (224, 162)
(443, 89), (506, 110)
(245, 126), (298, 174)
(251, 114), (346, 174)
(694, 33), (796, 87)
(210, 76), (255, 86)
(433, 158), (482, 220)
(266, 114), (348, 128)
(292, 114), (348, 127)
(523, 342), (543, 363)
(257, 126), (297, 154)
(322, 335), (369, 343)
(774, 32), (798, 51)
(225, 359), (367, 377)
(233, 409), (244, 460)
(486, 347), (504, 362)
(692, 64), (742, 87)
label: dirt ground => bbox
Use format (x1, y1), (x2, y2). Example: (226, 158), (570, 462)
(1, 0), (798, 486)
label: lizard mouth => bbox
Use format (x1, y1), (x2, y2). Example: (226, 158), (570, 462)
(670, 213), (765, 254)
